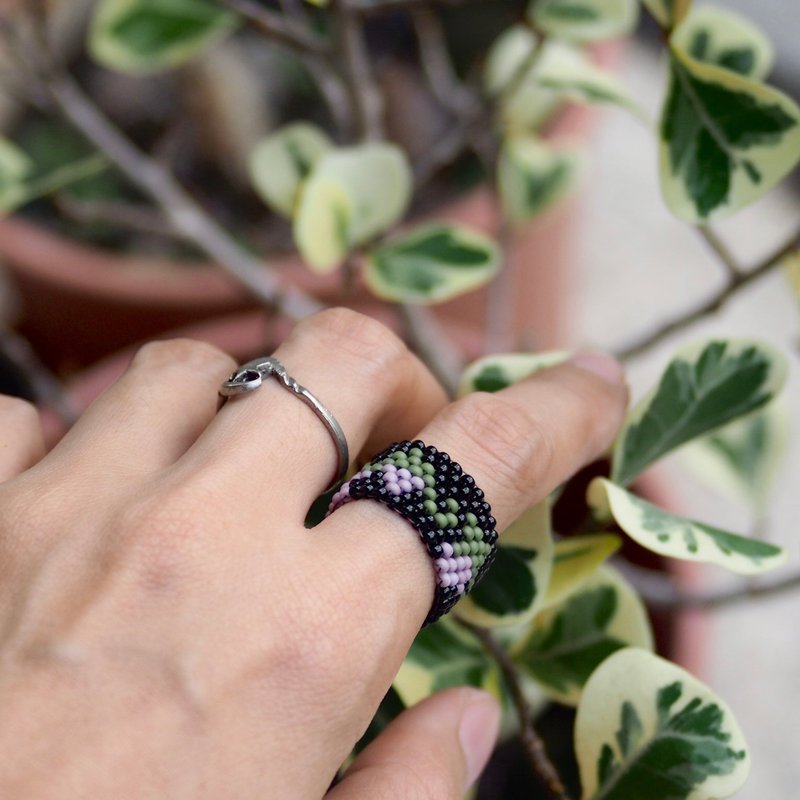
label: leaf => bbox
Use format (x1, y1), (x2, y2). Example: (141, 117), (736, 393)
(458, 351), (570, 397)
(514, 567), (653, 706)
(364, 224), (500, 304)
(456, 501), (554, 628)
(659, 45), (800, 221)
(249, 123), (333, 218)
(294, 144), (412, 273)
(576, 648), (750, 800)
(611, 338), (787, 486)
(641, 0), (692, 31)
(672, 6), (774, 80)
(530, 0), (639, 43)
(680, 403), (788, 513)
(498, 136), (583, 225)
(394, 620), (491, 706)
(588, 478), (787, 574)
(785, 249), (800, 308)
(543, 533), (622, 609)
(0, 137), (32, 214)
(89, 0), (236, 74)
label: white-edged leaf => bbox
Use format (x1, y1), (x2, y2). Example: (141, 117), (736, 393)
(499, 136), (584, 225)
(785, 249), (800, 308)
(294, 144), (412, 272)
(458, 351), (569, 397)
(530, 0), (639, 43)
(364, 223), (500, 304)
(456, 501), (554, 628)
(612, 338), (788, 486)
(642, 0), (692, 31)
(89, 0), (236, 74)
(576, 648), (750, 800)
(660, 45), (800, 221)
(543, 533), (622, 609)
(588, 478), (787, 574)
(0, 137), (32, 214)
(680, 403), (788, 513)
(249, 123), (332, 217)
(513, 566), (653, 706)
(394, 620), (492, 706)
(672, 5), (774, 80)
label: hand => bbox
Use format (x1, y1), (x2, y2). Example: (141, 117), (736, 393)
(0, 308), (627, 799)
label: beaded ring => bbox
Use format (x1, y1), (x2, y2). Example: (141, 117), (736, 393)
(326, 440), (498, 626)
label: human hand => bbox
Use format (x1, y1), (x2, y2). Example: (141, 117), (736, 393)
(0, 308), (627, 799)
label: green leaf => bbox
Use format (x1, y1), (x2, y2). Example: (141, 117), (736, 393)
(294, 144), (412, 273)
(659, 45), (800, 221)
(680, 403), (788, 513)
(457, 351), (569, 397)
(543, 533), (622, 609)
(499, 137), (583, 225)
(456, 501), (554, 628)
(0, 137), (32, 214)
(612, 338), (787, 486)
(785, 249), (800, 308)
(576, 648), (750, 800)
(642, 0), (692, 31)
(394, 620), (491, 706)
(530, 0), (639, 43)
(364, 224), (500, 304)
(249, 123), (333, 218)
(672, 6), (774, 80)
(514, 567), (653, 705)
(588, 478), (787, 574)
(89, 0), (237, 74)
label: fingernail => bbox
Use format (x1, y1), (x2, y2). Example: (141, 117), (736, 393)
(459, 690), (501, 788)
(570, 351), (625, 387)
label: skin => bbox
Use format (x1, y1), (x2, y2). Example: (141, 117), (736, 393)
(0, 308), (627, 799)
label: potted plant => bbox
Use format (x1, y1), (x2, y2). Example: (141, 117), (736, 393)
(1, 1), (799, 797)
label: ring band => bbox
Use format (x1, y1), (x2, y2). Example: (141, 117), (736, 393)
(326, 440), (497, 626)
(219, 357), (349, 492)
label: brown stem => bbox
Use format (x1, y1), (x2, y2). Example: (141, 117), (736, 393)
(458, 619), (573, 800)
(697, 225), (741, 279)
(616, 229), (800, 361)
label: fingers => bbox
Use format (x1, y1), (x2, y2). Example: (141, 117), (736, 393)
(188, 308), (448, 517)
(0, 397), (45, 482)
(327, 688), (500, 800)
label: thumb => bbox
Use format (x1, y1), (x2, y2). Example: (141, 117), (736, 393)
(327, 688), (500, 799)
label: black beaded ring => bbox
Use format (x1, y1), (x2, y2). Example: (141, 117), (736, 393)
(326, 440), (498, 626)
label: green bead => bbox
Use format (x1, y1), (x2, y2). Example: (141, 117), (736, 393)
(408, 455), (422, 466)
(409, 447), (423, 457)
(454, 541), (464, 556)
(474, 527), (483, 540)
(392, 451), (405, 461)
(463, 526), (475, 541)
(423, 474), (435, 487)
(409, 465), (423, 477)
(423, 499), (437, 514)
(446, 512), (458, 528)
(466, 512), (478, 527)
(446, 498), (459, 513)
(470, 541), (480, 555)
(421, 462), (435, 475)
(434, 512), (448, 529)
(423, 487), (437, 500)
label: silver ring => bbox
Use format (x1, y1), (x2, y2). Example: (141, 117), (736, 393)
(219, 357), (349, 492)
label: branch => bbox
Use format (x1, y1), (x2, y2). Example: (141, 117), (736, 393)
(458, 619), (573, 800)
(697, 225), (741, 279)
(616, 228), (800, 361)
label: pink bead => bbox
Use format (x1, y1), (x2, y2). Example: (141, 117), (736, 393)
(340, 484), (350, 497)
(382, 464), (396, 473)
(388, 483), (402, 496)
(448, 558), (458, 571)
(434, 558), (449, 571)
(441, 542), (454, 557)
(456, 556), (466, 570)
(437, 574), (448, 587)
(397, 468), (411, 480)
(456, 583), (465, 594)
(384, 474), (398, 484)
(410, 476), (425, 490)
(463, 555), (472, 567)
(398, 479), (413, 492)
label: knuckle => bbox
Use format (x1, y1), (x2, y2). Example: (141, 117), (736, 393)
(132, 338), (234, 374)
(448, 393), (554, 496)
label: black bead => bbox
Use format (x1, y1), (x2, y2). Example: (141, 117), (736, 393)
(487, 515), (496, 528)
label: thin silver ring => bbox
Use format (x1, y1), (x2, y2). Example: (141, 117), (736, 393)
(219, 357), (349, 492)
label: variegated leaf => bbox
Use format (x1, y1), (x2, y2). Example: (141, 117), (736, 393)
(456, 501), (554, 628)
(89, 0), (237, 74)
(458, 351), (569, 397)
(576, 648), (750, 800)
(249, 123), (332, 217)
(364, 224), (500, 304)
(641, 0), (692, 31)
(784, 249), (800, 308)
(588, 478), (787, 574)
(0, 137), (32, 214)
(513, 566), (653, 706)
(612, 339), (788, 486)
(498, 136), (583, 225)
(530, 0), (639, 43)
(660, 45), (800, 221)
(672, 5), (774, 80)
(543, 533), (621, 609)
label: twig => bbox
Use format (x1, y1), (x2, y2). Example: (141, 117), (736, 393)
(458, 619), (573, 800)
(619, 562), (800, 611)
(353, 0), (483, 13)
(55, 195), (178, 239)
(616, 228), (800, 361)
(698, 225), (741, 279)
